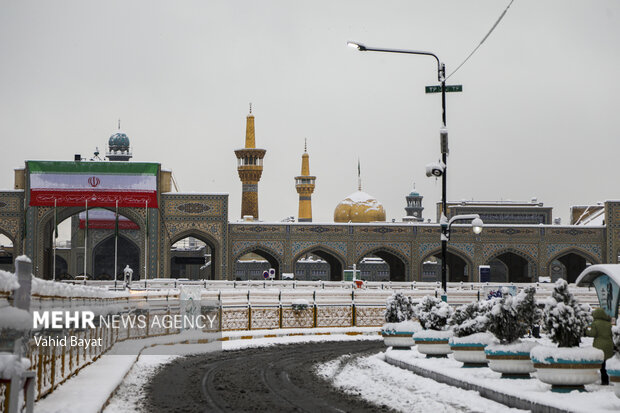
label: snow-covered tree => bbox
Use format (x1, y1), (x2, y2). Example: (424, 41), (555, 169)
(449, 300), (492, 337)
(416, 295), (453, 331)
(385, 292), (415, 323)
(541, 279), (592, 348)
(487, 286), (540, 344)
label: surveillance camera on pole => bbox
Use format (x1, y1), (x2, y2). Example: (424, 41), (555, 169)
(425, 161), (445, 178)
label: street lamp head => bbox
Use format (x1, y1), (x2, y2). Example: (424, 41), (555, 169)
(472, 217), (484, 235)
(347, 41), (366, 51)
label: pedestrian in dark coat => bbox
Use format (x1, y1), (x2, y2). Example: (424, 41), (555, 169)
(586, 307), (613, 385)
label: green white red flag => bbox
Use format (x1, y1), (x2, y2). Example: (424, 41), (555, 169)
(28, 161), (158, 208)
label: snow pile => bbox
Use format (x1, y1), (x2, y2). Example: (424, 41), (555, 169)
(339, 191), (380, 205)
(31, 277), (121, 298)
(487, 286), (540, 344)
(316, 353), (518, 413)
(382, 320), (421, 334)
(485, 340), (538, 355)
(0, 306), (32, 330)
(530, 345), (604, 364)
(541, 279), (592, 347)
(0, 269), (19, 292)
(414, 329), (453, 340)
(449, 300), (492, 337)
(0, 353), (31, 380)
(450, 332), (495, 346)
(384, 292), (415, 323)
(416, 295), (452, 330)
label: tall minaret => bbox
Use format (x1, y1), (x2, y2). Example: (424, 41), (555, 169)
(295, 139), (316, 222)
(234, 104), (266, 219)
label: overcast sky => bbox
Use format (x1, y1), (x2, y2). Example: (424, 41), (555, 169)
(1, 0), (619, 225)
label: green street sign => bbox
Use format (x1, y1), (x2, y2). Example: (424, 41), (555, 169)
(425, 85), (463, 93)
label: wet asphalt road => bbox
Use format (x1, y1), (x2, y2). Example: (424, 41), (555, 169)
(143, 340), (392, 413)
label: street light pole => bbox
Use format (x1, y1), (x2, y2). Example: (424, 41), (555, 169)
(347, 41), (451, 297)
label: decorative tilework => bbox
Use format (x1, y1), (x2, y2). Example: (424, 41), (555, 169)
(250, 308), (279, 330)
(0, 217), (19, 240)
(356, 242), (410, 259)
(167, 221), (222, 240)
(230, 225), (285, 234)
(546, 244), (602, 262)
(291, 241), (347, 258)
(232, 240), (285, 258)
(162, 194), (225, 217)
(221, 308), (249, 331)
(291, 225), (346, 234)
(418, 242), (474, 259)
(281, 308), (314, 328)
(481, 243), (538, 261)
(356, 226), (411, 234)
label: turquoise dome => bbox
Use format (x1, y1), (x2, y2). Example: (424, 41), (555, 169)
(108, 132), (130, 151)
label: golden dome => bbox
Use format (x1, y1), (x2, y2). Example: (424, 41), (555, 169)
(334, 191), (386, 223)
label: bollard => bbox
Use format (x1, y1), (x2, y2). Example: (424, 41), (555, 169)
(13, 256), (32, 311)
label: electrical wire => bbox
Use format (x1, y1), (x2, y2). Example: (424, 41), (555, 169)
(446, 0), (515, 80)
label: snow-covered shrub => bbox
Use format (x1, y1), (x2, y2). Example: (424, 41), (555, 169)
(416, 295), (453, 331)
(487, 286), (540, 344)
(541, 279), (592, 348)
(384, 292), (415, 323)
(449, 300), (492, 337)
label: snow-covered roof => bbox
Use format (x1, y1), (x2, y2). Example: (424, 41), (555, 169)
(575, 264), (620, 287)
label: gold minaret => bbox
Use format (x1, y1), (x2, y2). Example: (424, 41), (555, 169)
(295, 139), (316, 222)
(235, 104), (266, 220)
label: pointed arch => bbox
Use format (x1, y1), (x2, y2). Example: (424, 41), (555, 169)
(233, 244), (283, 280)
(293, 245), (347, 281)
(419, 248), (473, 282)
(355, 246), (409, 281)
(547, 248), (600, 284)
(166, 229), (220, 280)
(486, 248), (537, 282)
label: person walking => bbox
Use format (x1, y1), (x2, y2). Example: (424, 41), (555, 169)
(586, 308), (613, 385)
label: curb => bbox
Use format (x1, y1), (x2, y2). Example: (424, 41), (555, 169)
(384, 354), (569, 413)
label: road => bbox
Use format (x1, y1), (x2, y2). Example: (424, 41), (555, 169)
(143, 340), (391, 412)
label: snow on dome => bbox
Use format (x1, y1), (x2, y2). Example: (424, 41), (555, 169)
(334, 190), (386, 223)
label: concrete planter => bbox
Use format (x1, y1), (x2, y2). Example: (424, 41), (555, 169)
(382, 321), (421, 349)
(530, 346), (604, 392)
(485, 341), (537, 378)
(609, 357), (620, 398)
(449, 332), (495, 367)
(414, 330), (453, 358)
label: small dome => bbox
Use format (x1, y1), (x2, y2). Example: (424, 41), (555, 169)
(108, 132), (130, 152)
(409, 191), (420, 197)
(334, 191), (386, 223)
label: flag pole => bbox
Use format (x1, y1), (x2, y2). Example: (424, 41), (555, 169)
(114, 199), (119, 286)
(53, 198), (57, 281)
(84, 199), (88, 284)
(144, 200), (148, 283)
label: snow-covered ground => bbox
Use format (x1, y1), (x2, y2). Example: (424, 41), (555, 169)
(385, 343), (620, 413)
(34, 328), (380, 413)
(317, 352), (525, 413)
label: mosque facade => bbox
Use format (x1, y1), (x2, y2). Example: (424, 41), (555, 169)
(0, 111), (616, 284)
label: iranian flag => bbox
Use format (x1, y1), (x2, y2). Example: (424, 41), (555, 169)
(28, 161), (159, 208)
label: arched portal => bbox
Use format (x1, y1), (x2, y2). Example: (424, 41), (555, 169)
(549, 250), (596, 284)
(356, 249), (407, 281)
(488, 251), (535, 283)
(168, 232), (218, 280)
(0, 233), (14, 272)
(93, 235), (140, 280)
(420, 250), (471, 282)
(293, 247), (345, 281)
(170, 236), (213, 280)
(40, 207), (144, 280)
(234, 248), (281, 280)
